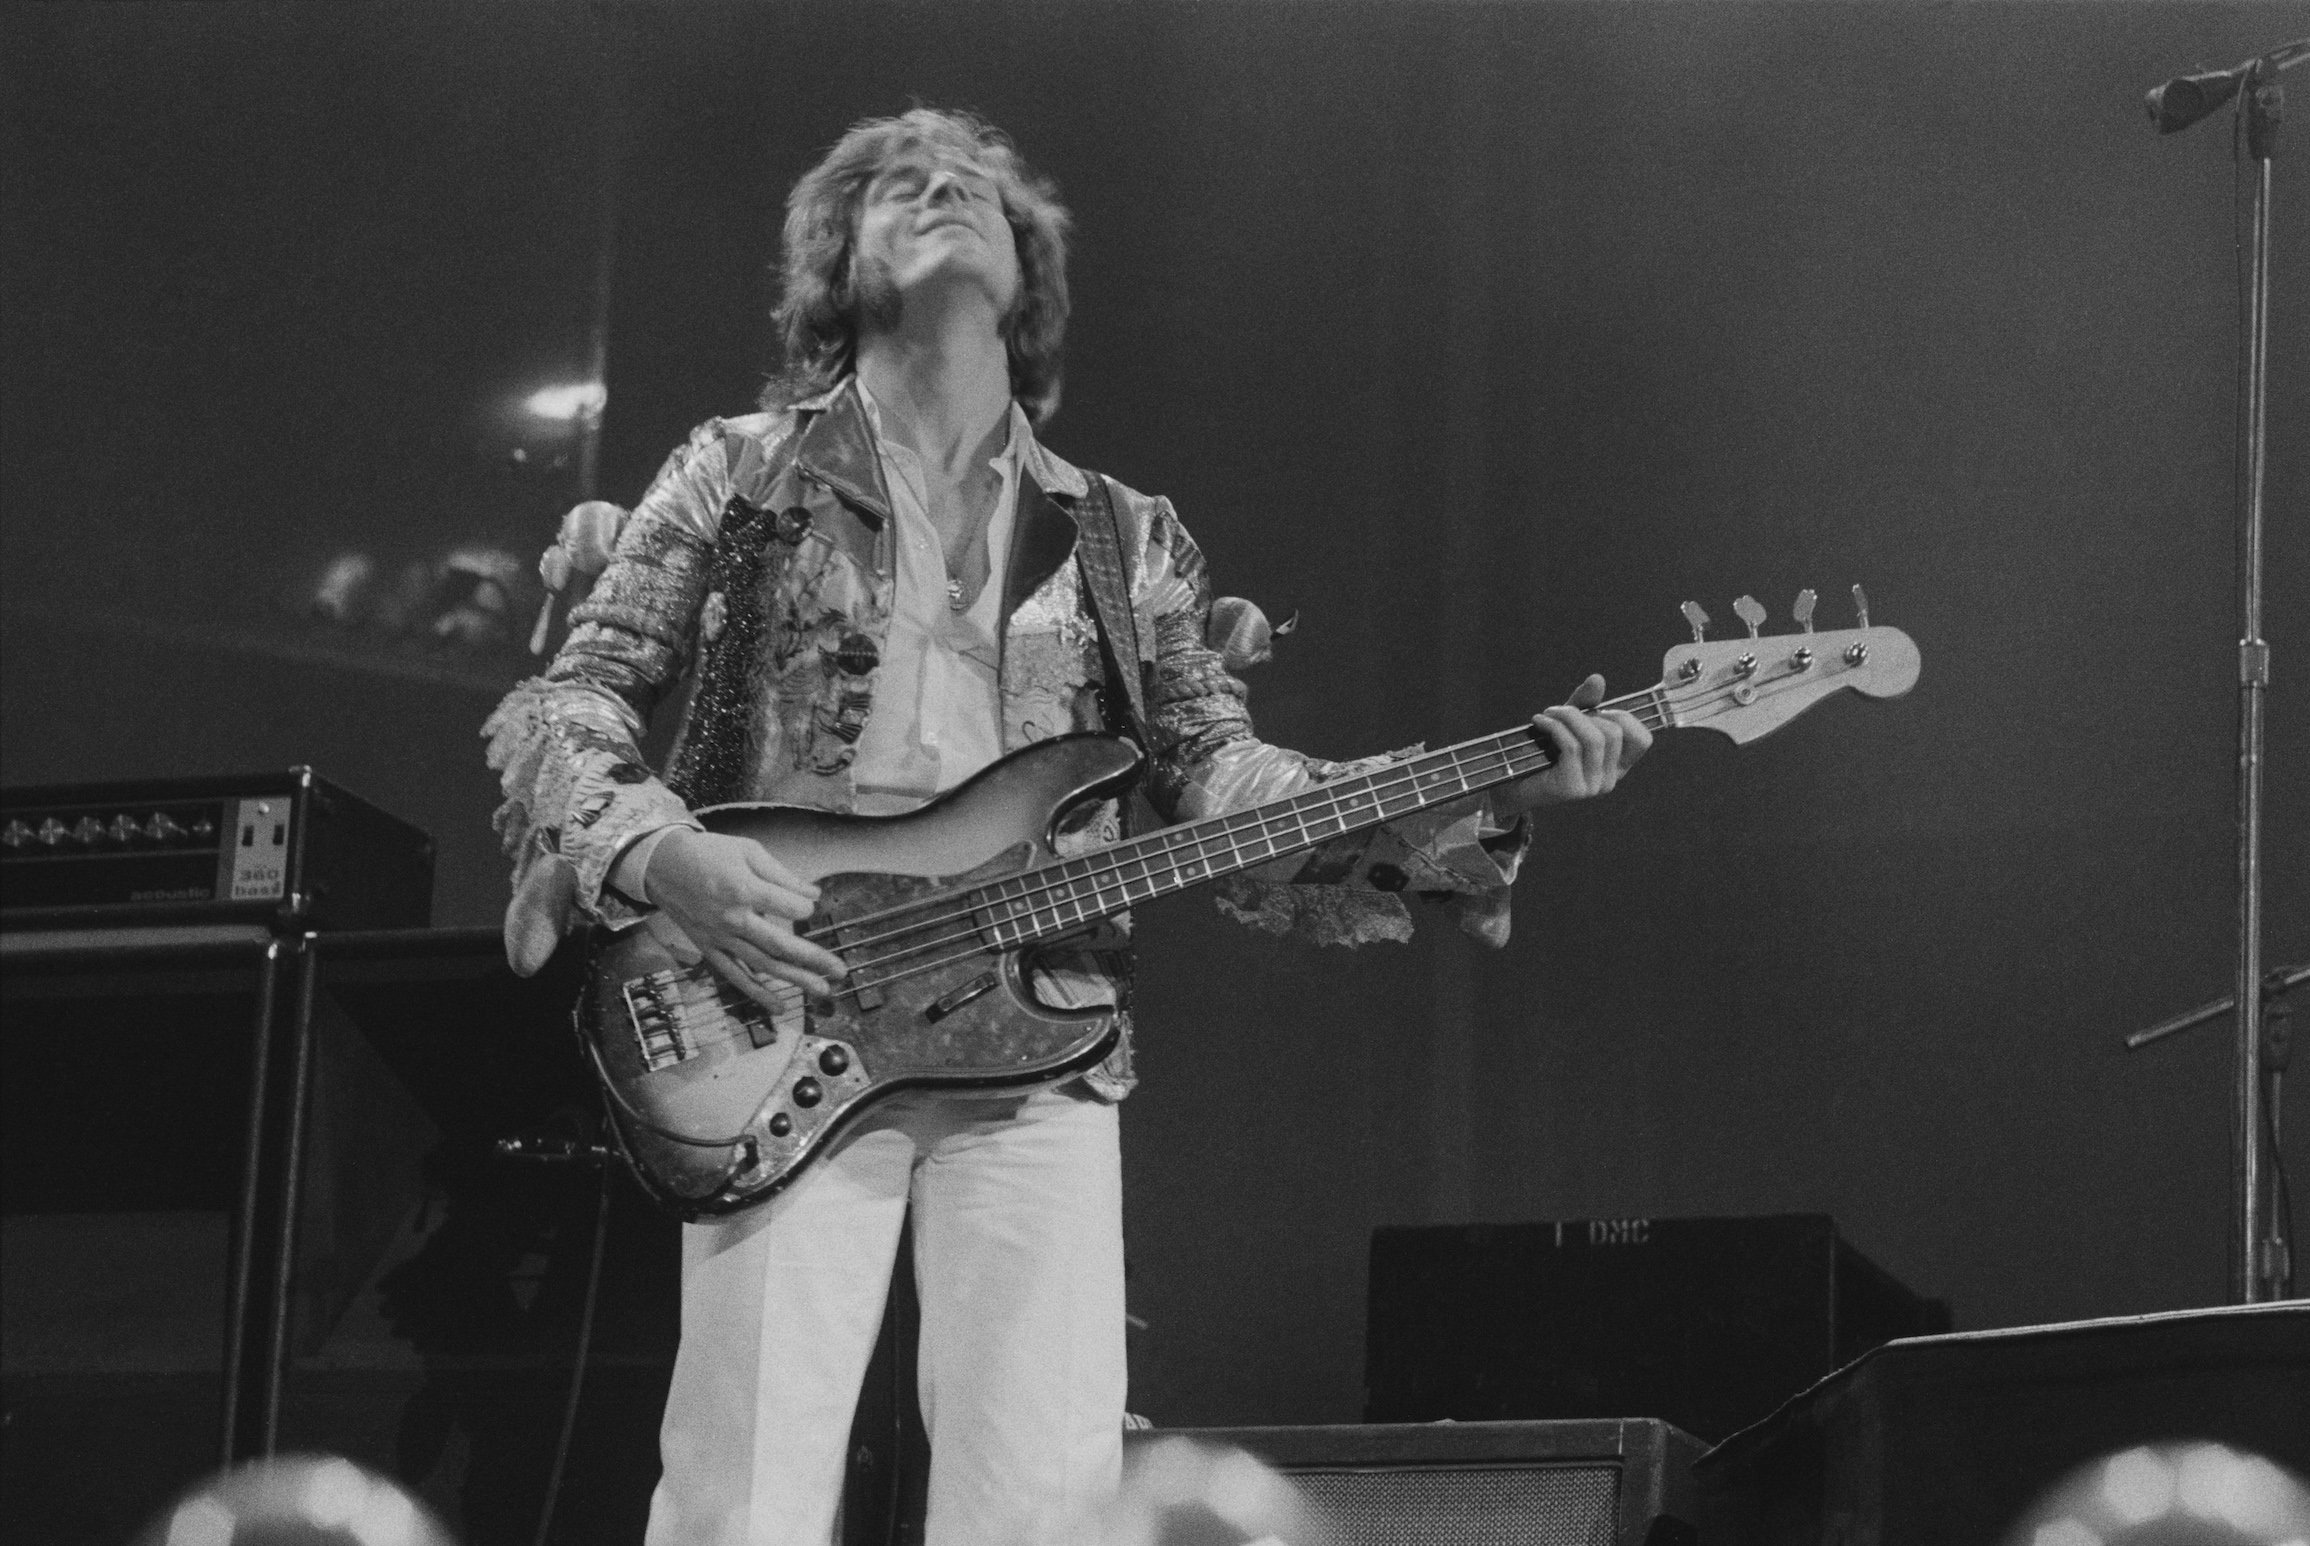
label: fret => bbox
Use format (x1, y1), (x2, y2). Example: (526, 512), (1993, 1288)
(1118, 864), (1157, 906)
(958, 716), (1584, 950)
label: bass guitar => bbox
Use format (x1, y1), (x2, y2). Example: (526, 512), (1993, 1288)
(579, 588), (1919, 1217)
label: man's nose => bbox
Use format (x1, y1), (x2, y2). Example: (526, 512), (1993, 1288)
(922, 170), (967, 206)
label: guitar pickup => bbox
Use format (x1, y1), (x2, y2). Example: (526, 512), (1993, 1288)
(823, 928), (884, 1010)
(925, 971), (998, 1023)
(712, 982), (782, 1050)
(623, 968), (778, 1068)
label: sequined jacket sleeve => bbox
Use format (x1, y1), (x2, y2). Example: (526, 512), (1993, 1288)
(482, 418), (761, 974)
(1122, 490), (1529, 949)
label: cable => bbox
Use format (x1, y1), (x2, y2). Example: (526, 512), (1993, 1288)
(2270, 1096), (2294, 1297)
(2263, 1006), (2295, 1298)
(531, 1144), (615, 1546)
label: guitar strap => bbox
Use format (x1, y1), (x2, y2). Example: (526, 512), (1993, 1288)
(1069, 472), (1152, 755)
(1065, 471), (1149, 992)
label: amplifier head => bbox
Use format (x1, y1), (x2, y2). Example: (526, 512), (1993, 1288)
(2, 768), (432, 936)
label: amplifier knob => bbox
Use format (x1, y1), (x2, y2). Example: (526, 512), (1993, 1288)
(109, 814), (141, 844)
(71, 816), (106, 845)
(818, 1047), (850, 1076)
(792, 1077), (823, 1108)
(146, 813), (185, 843)
(37, 818), (68, 847)
(188, 815), (217, 842)
(2, 820), (30, 850)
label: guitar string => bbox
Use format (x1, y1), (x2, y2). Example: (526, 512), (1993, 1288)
(817, 738), (1566, 1004)
(840, 732), (1550, 975)
(798, 680), (1682, 959)
(813, 728), (1571, 1002)
(802, 650), (1846, 997)
(693, 725), (1564, 1024)
(968, 650), (1847, 951)
(680, 665), (1802, 1016)
(794, 678), (1704, 972)
(705, 678), (1710, 1015)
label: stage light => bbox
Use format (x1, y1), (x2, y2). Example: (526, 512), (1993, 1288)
(2031, 1521), (2101, 1546)
(430, 544), (525, 647)
(163, 1497), (235, 1546)
(2176, 1447), (2310, 1534)
(134, 1455), (455, 1546)
(308, 552), (381, 625)
(2005, 1442), (2310, 1546)
(1101, 1437), (1314, 1546)
(2103, 1448), (2178, 1525)
(522, 381), (606, 421)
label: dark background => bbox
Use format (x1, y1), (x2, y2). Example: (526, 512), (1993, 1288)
(4, 0), (2305, 1431)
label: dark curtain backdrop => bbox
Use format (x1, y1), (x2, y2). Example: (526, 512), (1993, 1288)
(5, 1), (2305, 1426)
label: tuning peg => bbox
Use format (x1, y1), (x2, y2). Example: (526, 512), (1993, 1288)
(1680, 600), (1711, 643)
(1793, 588), (1817, 633)
(1732, 595), (1766, 638)
(1851, 583), (1870, 629)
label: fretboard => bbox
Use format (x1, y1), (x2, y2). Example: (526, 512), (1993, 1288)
(972, 684), (1670, 949)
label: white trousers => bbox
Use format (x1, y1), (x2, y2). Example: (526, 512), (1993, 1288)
(644, 1085), (1128, 1546)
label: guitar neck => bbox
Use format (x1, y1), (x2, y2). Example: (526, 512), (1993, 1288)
(976, 684), (1674, 949)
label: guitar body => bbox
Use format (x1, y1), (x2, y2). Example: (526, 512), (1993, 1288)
(580, 733), (1144, 1218)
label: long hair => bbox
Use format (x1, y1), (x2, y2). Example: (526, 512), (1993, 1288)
(763, 108), (1073, 425)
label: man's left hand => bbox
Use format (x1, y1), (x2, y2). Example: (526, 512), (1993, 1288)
(1497, 674), (1653, 815)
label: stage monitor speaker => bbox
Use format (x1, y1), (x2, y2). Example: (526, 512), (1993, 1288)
(1367, 1215), (1948, 1441)
(1695, 1303), (2310, 1545)
(1124, 1419), (1703, 1546)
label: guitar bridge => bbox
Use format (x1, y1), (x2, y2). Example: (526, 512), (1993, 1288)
(622, 976), (690, 1072)
(623, 968), (781, 1071)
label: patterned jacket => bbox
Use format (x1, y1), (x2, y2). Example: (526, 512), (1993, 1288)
(484, 380), (1527, 1097)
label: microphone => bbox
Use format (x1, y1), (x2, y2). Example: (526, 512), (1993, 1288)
(2147, 41), (2310, 136)
(2145, 65), (2249, 134)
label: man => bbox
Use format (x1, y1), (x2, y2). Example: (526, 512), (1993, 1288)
(485, 108), (1649, 1546)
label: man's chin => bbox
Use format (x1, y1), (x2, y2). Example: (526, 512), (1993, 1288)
(888, 261), (1018, 320)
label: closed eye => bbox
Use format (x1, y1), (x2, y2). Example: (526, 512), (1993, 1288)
(871, 165), (998, 207)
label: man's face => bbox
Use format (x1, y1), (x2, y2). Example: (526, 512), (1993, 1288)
(850, 149), (1021, 326)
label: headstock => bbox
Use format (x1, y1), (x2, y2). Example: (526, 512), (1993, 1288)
(1658, 585), (1919, 744)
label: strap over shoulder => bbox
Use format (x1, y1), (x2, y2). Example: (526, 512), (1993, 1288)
(1069, 472), (1151, 752)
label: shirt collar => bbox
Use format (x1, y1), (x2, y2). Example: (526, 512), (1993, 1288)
(830, 376), (1090, 500)
(853, 379), (1029, 481)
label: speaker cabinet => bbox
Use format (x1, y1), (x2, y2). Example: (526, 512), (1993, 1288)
(1368, 1216), (1947, 1441)
(1, 927), (678, 1546)
(1125, 1419), (1703, 1546)
(1695, 1303), (2310, 1545)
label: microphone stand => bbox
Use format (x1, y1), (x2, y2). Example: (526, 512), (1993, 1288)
(2141, 39), (2310, 1304)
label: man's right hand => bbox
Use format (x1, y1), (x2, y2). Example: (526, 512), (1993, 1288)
(644, 829), (849, 1006)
